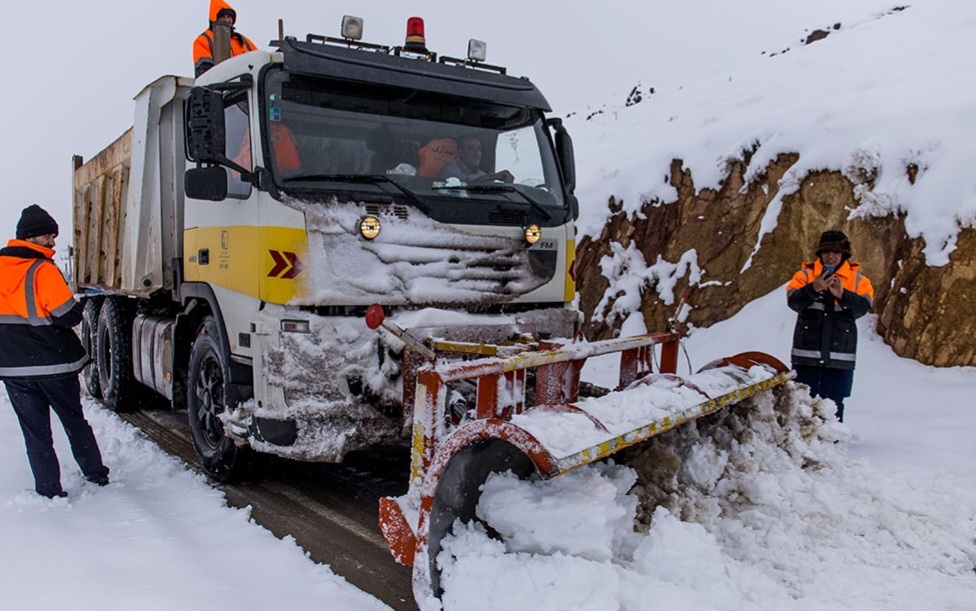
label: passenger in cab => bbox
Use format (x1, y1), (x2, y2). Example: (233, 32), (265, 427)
(417, 137), (459, 178)
(233, 124), (303, 178)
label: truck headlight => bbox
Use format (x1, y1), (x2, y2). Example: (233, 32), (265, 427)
(360, 216), (381, 240)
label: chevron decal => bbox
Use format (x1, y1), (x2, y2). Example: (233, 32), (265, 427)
(267, 250), (303, 279)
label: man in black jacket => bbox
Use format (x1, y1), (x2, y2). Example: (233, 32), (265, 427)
(0, 205), (109, 498)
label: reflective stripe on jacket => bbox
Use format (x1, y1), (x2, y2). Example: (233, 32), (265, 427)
(193, 30), (256, 77)
(0, 240), (87, 379)
(786, 259), (874, 370)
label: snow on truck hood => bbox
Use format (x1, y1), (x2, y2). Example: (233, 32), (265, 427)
(284, 197), (556, 306)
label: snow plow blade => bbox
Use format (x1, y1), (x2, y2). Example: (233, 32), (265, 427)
(376, 329), (793, 607)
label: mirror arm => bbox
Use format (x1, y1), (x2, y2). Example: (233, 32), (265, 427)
(194, 158), (257, 186)
(256, 167), (280, 198)
(215, 156), (251, 178)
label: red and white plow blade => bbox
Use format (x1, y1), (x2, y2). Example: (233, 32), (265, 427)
(377, 330), (793, 608)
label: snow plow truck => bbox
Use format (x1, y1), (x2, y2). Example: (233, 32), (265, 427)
(71, 16), (793, 608)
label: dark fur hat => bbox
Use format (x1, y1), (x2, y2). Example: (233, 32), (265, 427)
(816, 229), (851, 259)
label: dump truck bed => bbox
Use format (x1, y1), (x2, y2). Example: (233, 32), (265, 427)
(72, 75), (193, 298)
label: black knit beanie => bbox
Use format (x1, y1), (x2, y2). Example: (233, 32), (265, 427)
(16, 204), (59, 240)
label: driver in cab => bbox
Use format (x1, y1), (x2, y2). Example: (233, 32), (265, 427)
(439, 136), (513, 183)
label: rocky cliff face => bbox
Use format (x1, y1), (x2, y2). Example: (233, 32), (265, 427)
(576, 155), (976, 368)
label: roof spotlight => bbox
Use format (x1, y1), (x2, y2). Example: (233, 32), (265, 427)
(341, 15), (364, 40)
(467, 39), (487, 62)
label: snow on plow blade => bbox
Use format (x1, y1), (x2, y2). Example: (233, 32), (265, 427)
(377, 330), (793, 607)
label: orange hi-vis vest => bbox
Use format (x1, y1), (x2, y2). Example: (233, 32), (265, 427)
(193, 0), (256, 77)
(786, 259), (874, 302)
(0, 240), (87, 378)
(417, 138), (458, 177)
(786, 258), (874, 369)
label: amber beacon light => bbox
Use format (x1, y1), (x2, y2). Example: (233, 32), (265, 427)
(524, 224), (541, 245)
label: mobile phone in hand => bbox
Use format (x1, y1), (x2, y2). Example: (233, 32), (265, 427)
(822, 264), (835, 279)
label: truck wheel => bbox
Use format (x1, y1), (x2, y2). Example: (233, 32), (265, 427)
(187, 316), (247, 482)
(96, 298), (135, 411)
(81, 298), (102, 399)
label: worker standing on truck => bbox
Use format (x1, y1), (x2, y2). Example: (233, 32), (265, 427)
(0, 205), (110, 498)
(786, 229), (874, 423)
(193, 0), (256, 77)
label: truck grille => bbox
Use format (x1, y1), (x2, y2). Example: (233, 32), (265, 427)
(488, 210), (525, 225)
(364, 203), (410, 220)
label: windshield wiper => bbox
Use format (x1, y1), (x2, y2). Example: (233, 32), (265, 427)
(433, 183), (553, 220)
(281, 174), (429, 213)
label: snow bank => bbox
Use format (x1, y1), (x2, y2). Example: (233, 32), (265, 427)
(436, 383), (976, 611)
(0, 400), (385, 611)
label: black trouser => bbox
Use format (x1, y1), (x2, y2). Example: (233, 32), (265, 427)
(4, 376), (109, 497)
(793, 365), (854, 422)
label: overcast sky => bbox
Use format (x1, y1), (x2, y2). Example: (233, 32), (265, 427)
(0, 0), (879, 242)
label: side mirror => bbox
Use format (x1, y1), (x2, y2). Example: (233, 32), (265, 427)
(547, 118), (576, 196)
(185, 167), (228, 201)
(185, 87), (226, 163)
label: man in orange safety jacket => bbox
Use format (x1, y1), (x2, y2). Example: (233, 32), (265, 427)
(417, 137), (458, 177)
(0, 205), (110, 498)
(193, 0), (257, 77)
(786, 229), (874, 422)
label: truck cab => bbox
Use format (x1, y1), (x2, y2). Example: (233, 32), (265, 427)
(75, 17), (580, 480)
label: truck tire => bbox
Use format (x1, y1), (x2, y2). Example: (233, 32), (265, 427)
(81, 298), (102, 399)
(187, 316), (249, 482)
(96, 298), (136, 411)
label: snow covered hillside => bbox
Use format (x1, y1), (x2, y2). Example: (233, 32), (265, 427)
(568, 1), (976, 267)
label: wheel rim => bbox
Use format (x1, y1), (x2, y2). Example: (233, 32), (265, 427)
(193, 349), (225, 450)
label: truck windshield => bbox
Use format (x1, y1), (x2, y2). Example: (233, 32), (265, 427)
(261, 67), (567, 217)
